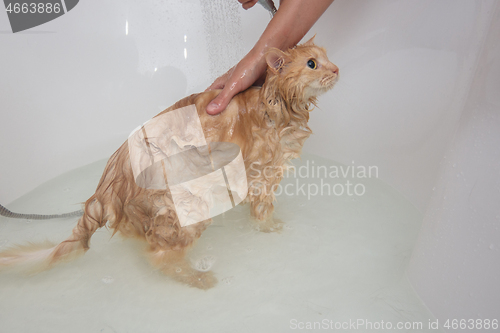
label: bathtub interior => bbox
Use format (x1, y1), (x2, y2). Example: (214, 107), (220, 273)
(0, 154), (437, 332)
(1, 0), (499, 331)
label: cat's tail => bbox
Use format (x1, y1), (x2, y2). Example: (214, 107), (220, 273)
(0, 197), (104, 270)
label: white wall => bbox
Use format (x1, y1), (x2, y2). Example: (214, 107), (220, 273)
(407, 2), (500, 323)
(0, 0), (237, 204)
(304, 0), (497, 212)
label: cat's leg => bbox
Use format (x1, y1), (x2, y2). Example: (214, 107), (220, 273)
(145, 215), (216, 289)
(248, 178), (284, 233)
(250, 198), (284, 233)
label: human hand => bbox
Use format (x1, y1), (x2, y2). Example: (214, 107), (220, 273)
(206, 0), (334, 115)
(238, 0), (259, 10)
(205, 51), (267, 115)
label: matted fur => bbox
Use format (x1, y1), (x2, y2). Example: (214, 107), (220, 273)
(0, 38), (338, 289)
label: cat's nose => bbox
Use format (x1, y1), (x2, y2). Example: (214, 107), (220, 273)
(331, 64), (339, 75)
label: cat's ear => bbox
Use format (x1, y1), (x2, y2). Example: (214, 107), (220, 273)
(265, 48), (289, 74)
(303, 34), (316, 46)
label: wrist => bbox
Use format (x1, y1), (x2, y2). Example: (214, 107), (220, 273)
(245, 46), (269, 73)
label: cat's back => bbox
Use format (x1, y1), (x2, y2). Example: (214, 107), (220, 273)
(162, 87), (261, 119)
(158, 87), (263, 153)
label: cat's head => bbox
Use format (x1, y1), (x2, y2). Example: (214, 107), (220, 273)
(265, 36), (339, 101)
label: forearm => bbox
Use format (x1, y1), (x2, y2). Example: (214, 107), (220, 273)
(249, 0), (334, 62)
(206, 0), (333, 114)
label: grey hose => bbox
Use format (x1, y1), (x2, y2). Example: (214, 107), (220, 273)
(258, 0), (277, 16)
(0, 203), (83, 220)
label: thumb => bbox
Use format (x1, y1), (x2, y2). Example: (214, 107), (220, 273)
(206, 87), (234, 115)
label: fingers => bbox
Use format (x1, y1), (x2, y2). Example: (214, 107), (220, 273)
(238, 0), (259, 10)
(205, 66), (240, 114)
(206, 86), (236, 115)
(205, 49), (266, 115)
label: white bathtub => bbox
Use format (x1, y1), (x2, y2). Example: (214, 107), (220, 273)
(1, 0), (499, 330)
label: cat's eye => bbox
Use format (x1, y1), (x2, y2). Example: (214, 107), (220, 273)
(307, 59), (317, 69)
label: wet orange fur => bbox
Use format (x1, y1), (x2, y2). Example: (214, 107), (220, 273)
(0, 38), (338, 289)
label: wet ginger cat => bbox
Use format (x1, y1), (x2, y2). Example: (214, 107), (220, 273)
(0, 37), (339, 289)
